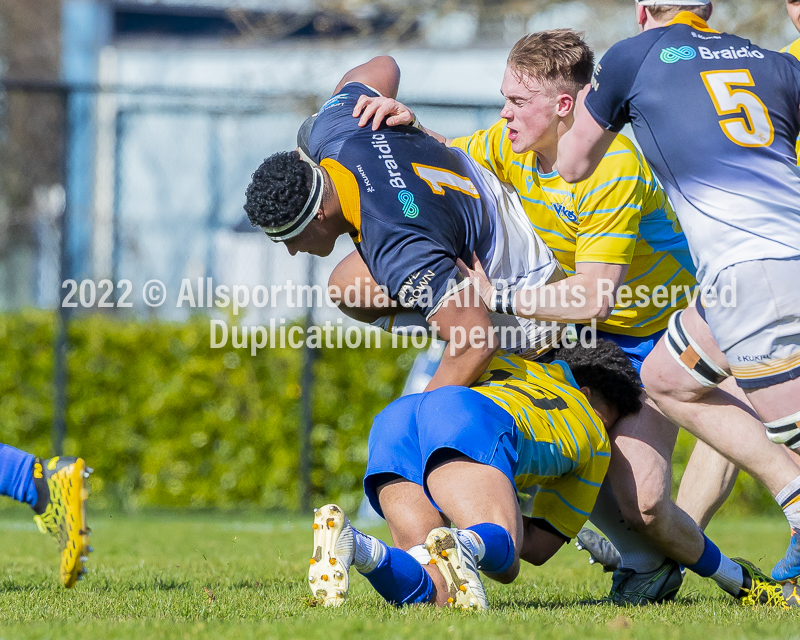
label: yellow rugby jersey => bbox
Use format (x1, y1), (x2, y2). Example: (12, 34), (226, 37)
(471, 353), (610, 539)
(452, 121), (697, 337)
(781, 38), (800, 164)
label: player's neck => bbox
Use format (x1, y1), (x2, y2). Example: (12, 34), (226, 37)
(318, 168), (354, 234)
(535, 149), (557, 175)
(535, 116), (573, 175)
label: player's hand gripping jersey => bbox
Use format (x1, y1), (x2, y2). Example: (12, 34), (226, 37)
(306, 83), (564, 355)
(452, 122), (696, 337)
(585, 12), (800, 289)
(781, 38), (800, 163)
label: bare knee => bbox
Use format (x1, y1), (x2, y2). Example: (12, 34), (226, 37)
(484, 560), (519, 584)
(618, 488), (669, 533)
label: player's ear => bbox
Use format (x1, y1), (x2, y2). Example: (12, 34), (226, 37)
(557, 92), (575, 118)
(579, 386), (592, 401)
(635, 3), (648, 30)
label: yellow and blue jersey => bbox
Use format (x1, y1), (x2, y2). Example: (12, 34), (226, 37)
(452, 122), (696, 337)
(781, 37), (800, 163)
(472, 354), (610, 539)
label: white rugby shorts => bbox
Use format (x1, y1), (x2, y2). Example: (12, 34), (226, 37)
(701, 257), (800, 389)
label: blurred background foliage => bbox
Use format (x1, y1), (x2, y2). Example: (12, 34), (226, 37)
(0, 311), (416, 513)
(0, 311), (777, 517)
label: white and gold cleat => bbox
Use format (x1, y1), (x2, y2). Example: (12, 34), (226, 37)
(425, 527), (488, 611)
(308, 504), (353, 607)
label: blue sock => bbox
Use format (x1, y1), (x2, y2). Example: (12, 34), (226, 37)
(0, 444), (38, 507)
(361, 543), (434, 606)
(686, 533), (722, 577)
(468, 523), (515, 574)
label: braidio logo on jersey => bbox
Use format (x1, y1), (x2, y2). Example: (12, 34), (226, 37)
(660, 46), (697, 64)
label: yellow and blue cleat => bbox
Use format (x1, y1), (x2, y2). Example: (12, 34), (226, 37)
(32, 456), (93, 588)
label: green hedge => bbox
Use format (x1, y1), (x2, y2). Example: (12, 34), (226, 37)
(0, 311), (775, 516)
(0, 311), (417, 512)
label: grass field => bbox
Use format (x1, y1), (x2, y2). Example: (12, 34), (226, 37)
(1, 506), (799, 640)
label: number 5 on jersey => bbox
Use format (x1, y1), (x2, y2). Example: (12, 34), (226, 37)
(701, 69), (775, 148)
(413, 163), (480, 198)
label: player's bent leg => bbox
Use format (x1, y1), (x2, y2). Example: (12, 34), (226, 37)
(581, 478), (687, 605)
(426, 456), (522, 586)
(520, 516), (569, 567)
(643, 321), (800, 498)
(606, 393), (704, 564)
(328, 393), (443, 608)
(676, 439), (739, 530)
(377, 478), (450, 551)
(308, 502), (434, 608)
(643, 302), (800, 589)
(375, 478), (452, 606)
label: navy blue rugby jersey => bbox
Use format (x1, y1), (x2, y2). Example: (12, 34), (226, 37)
(584, 12), (800, 288)
(306, 82), (559, 328)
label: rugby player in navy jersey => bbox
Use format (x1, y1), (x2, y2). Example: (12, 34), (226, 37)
(557, 0), (800, 590)
(245, 57), (564, 391)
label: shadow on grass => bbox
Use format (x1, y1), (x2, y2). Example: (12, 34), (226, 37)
(489, 593), (717, 610)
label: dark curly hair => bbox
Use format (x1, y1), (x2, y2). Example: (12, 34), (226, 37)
(552, 339), (642, 418)
(244, 151), (312, 228)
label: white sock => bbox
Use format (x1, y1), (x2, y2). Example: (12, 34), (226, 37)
(351, 527), (386, 574)
(711, 555), (745, 597)
(456, 529), (485, 562)
(776, 475), (800, 531)
(407, 544), (431, 565)
(589, 479), (666, 572)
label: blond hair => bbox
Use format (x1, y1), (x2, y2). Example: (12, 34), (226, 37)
(507, 29), (594, 96)
(645, 5), (712, 21)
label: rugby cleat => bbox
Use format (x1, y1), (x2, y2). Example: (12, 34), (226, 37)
(575, 527), (621, 572)
(583, 560), (683, 606)
(424, 527), (488, 611)
(32, 456), (92, 588)
(309, 504), (352, 607)
(782, 580), (800, 607)
(771, 528), (800, 582)
(734, 558), (796, 608)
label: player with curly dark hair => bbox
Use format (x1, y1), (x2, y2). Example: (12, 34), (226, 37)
(553, 339), (643, 420)
(244, 151), (313, 230)
(245, 150), (344, 258)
